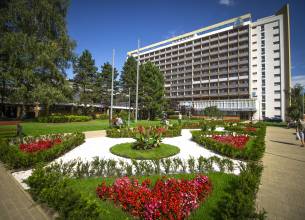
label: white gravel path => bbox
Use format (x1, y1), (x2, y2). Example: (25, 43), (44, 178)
(13, 128), (242, 189)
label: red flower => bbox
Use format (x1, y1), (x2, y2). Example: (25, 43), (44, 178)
(96, 175), (212, 220)
(211, 135), (249, 149)
(19, 138), (62, 153)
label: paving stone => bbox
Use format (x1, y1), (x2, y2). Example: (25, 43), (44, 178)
(256, 127), (305, 220)
(0, 163), (50, 220)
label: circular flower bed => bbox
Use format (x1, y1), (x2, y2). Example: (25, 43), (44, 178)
(110, 143), (180, 160)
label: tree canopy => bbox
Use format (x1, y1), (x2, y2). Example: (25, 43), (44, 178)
(288, 84), (304, 120)
(203, 106), (223, 118)
(0, 0), (75, 117)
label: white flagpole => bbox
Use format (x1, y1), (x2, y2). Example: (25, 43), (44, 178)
(110, 49), (115, 126)
(135, 39), (140, 122)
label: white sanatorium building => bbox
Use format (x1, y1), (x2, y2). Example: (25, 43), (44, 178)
(127, 5), (291, 121)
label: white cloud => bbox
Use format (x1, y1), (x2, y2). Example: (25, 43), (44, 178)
(292, 74), (305, 87)
(219, 0), (234, 6)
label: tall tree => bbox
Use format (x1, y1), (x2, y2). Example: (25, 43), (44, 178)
(73, 49), (98, 108)
(97, 62), (119, 107)
(139, 62), (166, 119)
(288, 84), (304, 120)
(0, 0), (75, 117)
(120, 56), (137, 105)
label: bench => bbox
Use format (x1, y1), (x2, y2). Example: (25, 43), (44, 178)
(0, 121), (22, 138)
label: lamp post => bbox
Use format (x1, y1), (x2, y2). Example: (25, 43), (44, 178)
(135, 39), (140, 123)
(109, 49), (115, 126)
(128, 88), (131, 126)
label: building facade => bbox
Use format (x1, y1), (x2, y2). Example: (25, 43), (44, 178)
(127, 5), (291, 121)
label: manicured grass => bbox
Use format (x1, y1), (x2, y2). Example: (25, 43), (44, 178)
(110, 143), (180, 160)
(0, 119), (200, 137)
(70, 172), (237, 220)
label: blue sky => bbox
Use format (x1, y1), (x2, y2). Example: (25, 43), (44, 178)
(66, 0), (305, 86)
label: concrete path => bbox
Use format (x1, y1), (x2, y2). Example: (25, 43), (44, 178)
(257, 126), (305, 220)
(83, 130), (106, 139)
(0, 163), (50, 220)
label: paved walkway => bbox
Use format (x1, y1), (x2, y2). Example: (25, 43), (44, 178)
(257, 126), (305, 220)
(83, 130), (106, 139)
(0, 163), (50, 220)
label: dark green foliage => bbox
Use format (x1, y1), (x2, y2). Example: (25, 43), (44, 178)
(212, 162), (265, 220)
(203, 106), (223, 118)
(192, 124), (266, 161)
(37, 115), (92, 123)
(97, 62), (119, 107)
(73, 49), (98, 107)
(0, 133), (85, 169)
(26, 166), (106, 219)
(0, 0), (75, 117)
(287, 84), (304, 120)
(139, 62), (166, 120)
(106, 124), (182, 138)
(120, 56), (137, 106)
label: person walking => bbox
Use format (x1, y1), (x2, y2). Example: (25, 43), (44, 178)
(178, 112), (182, 125)
(296, 119), (305, 147)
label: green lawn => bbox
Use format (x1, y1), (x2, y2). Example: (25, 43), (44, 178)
(70, 172), (236, 220)
(110, 143), (180, 160)
(0, 119), (196, 137)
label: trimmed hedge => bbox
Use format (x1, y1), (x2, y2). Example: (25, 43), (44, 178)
(37, 115), (92, 123)
(0, 133), (85, 169)
(213, 162), (265, 219)
(26, 166), (107, 219)
(192, 125), (266, 161)
(106, 125), (182, 138)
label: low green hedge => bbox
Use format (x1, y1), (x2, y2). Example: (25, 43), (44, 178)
(26, 166), (107, 219)
(37, 115), (92, 123)
(0, 133), (85, 169)
(213, 162), (265, 219)
(106, 125), (182, 138)
(192, 125), (266, 161)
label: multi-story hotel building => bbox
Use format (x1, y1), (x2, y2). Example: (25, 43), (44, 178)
(127, 5), (291, 121)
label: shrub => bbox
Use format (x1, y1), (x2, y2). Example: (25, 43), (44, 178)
(0, 133), (85, 169)
(132, 126), (166, 150)
(26, 166), (107, 219)
(213, 162), (265, 219)
(192, 124), (266, 161)
(96, 113), (108, 120)
(37, 115), (92, 123)
(106, 124), (181, 138)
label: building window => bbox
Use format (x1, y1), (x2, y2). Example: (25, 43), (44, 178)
(252, 34), (257, 37)
(274, 66), (280, 69)
(274, 98), (281, 102)
(274, 41), (280, 45)
(275, 90), (281, 94)
(274, 49), (280, 53)
(274, 107), (281, 110)
(273, 26), (279, 30)
(274, 82), (281, 86)
(253, 80), (257, 83)
(274, 57), (280, 61)
(252, 49), (257, 52)
(252, 72), (257, 75)
(252, 41), (257, 45)
(273, 33), (279, 37)
(274, 74), (280, 77)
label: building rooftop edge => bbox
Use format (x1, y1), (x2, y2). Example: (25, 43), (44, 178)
(127, 13), (251, 56)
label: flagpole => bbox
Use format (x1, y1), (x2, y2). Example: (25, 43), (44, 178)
(110, 49), (115, 126)
(135, 39), (140, 122)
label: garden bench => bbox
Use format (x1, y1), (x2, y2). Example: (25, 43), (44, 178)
(0, 121), (22, 138)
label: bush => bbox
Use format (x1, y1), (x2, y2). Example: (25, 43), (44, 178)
(96, 114), (108, 120)
(37, 115), (92, 123)
(26, 166), (106, 219)
(213, 162), (265, 219)
(192, 124), (266, 161)
(0, 133), (85, 169)
(106, 124), (182, 138)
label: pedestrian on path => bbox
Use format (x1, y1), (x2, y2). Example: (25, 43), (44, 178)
(296, 119), (305, 147)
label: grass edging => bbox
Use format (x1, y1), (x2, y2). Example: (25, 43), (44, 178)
(110, 142), (180, 160)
